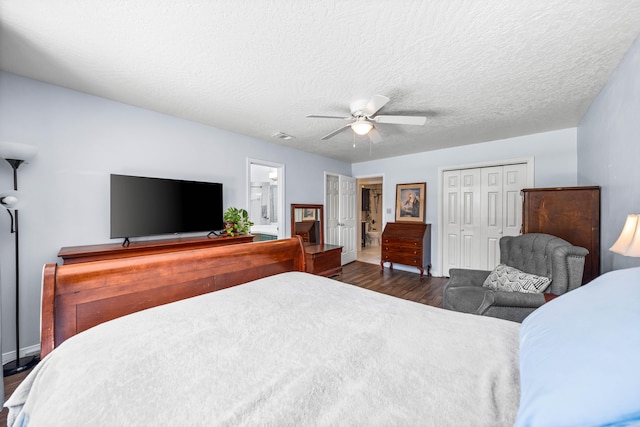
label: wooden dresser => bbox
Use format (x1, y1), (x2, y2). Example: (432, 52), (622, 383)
(380, 222), (432, 277)
(304, 243), (342, 277)
(521, 186), (600, 284)
(58, 234), (255, 264)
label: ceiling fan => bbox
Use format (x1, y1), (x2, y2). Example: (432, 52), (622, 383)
(306, 95), (427, 143)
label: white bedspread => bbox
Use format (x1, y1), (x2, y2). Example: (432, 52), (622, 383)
(6, 272), (520, 426)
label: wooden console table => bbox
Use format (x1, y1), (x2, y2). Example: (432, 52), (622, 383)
(58, 234), (255, 264)
(303, 243), (342, 277)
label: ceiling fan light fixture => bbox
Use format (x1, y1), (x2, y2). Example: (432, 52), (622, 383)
(351, 121), (373, 135)
(272, 132), (295, 140)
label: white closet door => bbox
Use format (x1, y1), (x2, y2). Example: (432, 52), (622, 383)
(502, 163), (527, 237)
(459, 168), (482, 269)
(480, 166), (503, 270)
(442, 170), (461, 274)
(442, 168), (481, 275)
(442, 162), (528, 275)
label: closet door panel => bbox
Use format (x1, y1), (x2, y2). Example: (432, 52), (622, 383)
(503, 163), (527, 237)
(442, 170), (461, 275)
(442, 162), (528, 276)
(325, 175), (340, 245)
(480, 166), (503, 269)
(459, 169), (481, 269)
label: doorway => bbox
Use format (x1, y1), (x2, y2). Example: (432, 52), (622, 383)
(247, 159), (285, 240)
(357, 176), (383, 265)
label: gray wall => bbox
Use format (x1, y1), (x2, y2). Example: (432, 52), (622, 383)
(578, 35), (640, 273)
(0, 72), (351, 359)
(3, 25), (637, 358)
(352, 128), (579, 276)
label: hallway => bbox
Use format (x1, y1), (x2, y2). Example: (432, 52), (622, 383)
(357, 244), (380, 265)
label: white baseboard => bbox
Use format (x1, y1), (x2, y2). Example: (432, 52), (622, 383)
(2, 344), (41, 365)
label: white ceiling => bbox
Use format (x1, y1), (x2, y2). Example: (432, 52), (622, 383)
(1, 1), (639, 163)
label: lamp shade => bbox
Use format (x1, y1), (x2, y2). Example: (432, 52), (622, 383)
(0, 141), (38, 162)
(610, 214), (640, 257)
(351, 121), (373, 136)
(0, 190), (23, 210)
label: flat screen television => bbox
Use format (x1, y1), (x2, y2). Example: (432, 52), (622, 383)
(110, 174), (224, 239)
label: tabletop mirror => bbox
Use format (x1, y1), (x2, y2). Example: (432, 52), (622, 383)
(291, 204), (324, 245)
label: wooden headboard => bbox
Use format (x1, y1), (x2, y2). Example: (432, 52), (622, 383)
(41, 237), (305, 358)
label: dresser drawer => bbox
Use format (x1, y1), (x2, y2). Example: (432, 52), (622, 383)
(382, 253), (422, 266)
(382, 237), (421, 248)
(382, 245), (422, 257)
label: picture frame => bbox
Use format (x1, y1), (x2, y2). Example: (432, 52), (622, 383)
(302, 208), (317, 221)
(395, 183), (426, 223)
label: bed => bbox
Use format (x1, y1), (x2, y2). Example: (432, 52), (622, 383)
(5, 238), (640, 426)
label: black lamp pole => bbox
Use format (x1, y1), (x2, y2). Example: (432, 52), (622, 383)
(2, 158), (38, 376)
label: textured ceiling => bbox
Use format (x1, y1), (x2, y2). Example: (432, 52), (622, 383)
(1, 1), (639, 163)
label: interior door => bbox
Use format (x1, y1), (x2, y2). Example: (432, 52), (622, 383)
(441, 161), (530, 276)
(502, 163), (527, 237)
(480, 166), (503, 269)
(442, 168), (482, 276)
(339, 175), (357, 264)
(442, 170), (461, 275)
(480, 164), (527, 269)
(325, 174), (340, 245)
(459, 168), (482, 269)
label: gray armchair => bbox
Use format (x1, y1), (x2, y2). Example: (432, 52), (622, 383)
(443, 233), (588, 323)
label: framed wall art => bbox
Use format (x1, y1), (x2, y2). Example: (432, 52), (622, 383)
(395, 182), (426, 223)
(302, 208), (317, 221)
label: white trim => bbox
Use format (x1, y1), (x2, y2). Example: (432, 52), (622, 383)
(439, 156), (535, 172)
(2, 344), (40, 365)
(353, 172), (386, 253)
(437, 157), (535, 276)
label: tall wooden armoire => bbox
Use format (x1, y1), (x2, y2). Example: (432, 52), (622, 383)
(521, 186), (600, 284)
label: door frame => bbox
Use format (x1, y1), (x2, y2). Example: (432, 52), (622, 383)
(247, 158), (285, 239)
(437, 157), (534, 276)
(354, 174), (386, 253)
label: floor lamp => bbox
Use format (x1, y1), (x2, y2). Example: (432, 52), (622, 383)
(0, 141), (38, 376)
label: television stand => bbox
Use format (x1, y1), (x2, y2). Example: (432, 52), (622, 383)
(58, 234), (255, 265)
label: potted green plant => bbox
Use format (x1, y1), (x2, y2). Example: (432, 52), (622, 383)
(223, 207), (253, 236)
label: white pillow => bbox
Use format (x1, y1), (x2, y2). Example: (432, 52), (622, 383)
(482, 264), (551, 293)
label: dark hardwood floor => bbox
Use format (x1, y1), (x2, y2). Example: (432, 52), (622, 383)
(0, 261), (447, 425)
(338, 260), (447, 307)
(2, 366), (32, 426)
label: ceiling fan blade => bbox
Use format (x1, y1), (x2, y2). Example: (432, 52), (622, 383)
(363, 95), (390, 116)
(373, 115), (427, 126)
(306, 114), (351, 120)
(369, 127), (383, 144)
(321, 123), (353, 140)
